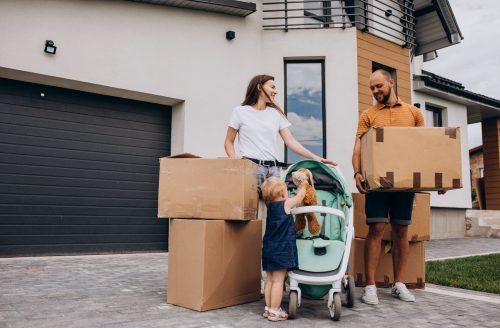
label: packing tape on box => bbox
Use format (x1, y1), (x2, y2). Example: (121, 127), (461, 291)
(376, 128), (384, 142)
(445, 127), (457, 139)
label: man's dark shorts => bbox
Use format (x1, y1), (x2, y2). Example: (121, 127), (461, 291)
(365, 192), (415, 225)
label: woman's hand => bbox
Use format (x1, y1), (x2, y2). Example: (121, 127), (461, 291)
(319, 158), (337, 166)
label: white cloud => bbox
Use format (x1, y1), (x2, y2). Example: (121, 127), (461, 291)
(287, 112), (323, 146)
(423, 0), (500, 148)
(287, 63), (322, 96)
(424, 0), (500, 99)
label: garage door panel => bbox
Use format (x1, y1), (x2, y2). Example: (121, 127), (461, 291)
(0, 81), (170, 126)
(0, 111), (169, 142)
(0, 153), (160, 175)
(0, 164), (158, 183)
(0, 194), (157, 208)
(0, 174), (155, 191)
(0, 204), (157, 216)
(0, 78), (171, 256)
(0, 121), (169, 150)
(0, 143), (161, 166)
(0, 233), (167, 246)
(2, 184), (156, 199)
(0, 131), (168, 157)
(0, 215), (165, 225)
(0, 224), (166, 235)
(0, 92), (171, 129)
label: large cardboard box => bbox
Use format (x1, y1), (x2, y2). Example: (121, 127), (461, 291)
(158, 154), (258, 220)
(352, 193), (430, 241)
(361, 127), (462, 191)
(348, 238), (425, 289)
(167, 219), (262, 311)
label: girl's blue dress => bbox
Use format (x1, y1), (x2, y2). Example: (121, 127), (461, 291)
(262, 200), (298, 271)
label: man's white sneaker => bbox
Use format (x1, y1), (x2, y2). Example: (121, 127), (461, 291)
(361, 285), (379, 305)
(391, 282), (415, 302)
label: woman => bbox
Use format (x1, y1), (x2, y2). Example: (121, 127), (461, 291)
(224, 74), (336, 191)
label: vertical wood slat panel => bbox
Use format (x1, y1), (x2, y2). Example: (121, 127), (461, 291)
(356, 29), (412, 115)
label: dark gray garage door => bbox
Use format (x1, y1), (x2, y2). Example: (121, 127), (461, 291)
(0, 78), (171, 256)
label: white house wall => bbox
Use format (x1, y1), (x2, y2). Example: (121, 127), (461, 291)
(413, 92), (472, 209)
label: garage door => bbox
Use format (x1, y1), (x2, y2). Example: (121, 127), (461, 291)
(0, 78), (171, 256)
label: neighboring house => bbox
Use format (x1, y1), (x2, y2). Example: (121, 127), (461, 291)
(0, 0), (488, 256)
(469, 145), (484, 182)
(469, 145), (484, 209)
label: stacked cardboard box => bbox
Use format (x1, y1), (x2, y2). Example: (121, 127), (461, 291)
(158, 154), (262, 311)
(349, 193), (430, 289)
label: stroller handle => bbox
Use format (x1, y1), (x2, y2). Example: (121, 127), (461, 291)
(290, 205), (345, 219)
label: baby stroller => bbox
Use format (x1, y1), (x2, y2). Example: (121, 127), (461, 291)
(283, 160), (355, 321)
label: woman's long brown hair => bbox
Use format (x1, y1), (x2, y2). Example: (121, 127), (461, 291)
(241, 75), (287, 118)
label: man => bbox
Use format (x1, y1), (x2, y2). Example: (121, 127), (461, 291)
(352, 69), (424, 305)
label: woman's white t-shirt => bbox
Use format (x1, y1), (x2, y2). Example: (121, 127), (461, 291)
(228, 105), (291, 161)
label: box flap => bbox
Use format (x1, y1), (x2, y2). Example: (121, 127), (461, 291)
(167, 153), (201, 159)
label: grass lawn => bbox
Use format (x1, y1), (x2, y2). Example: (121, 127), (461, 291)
(426, 253), (500, 294)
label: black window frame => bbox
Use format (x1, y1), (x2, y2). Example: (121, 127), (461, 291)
(284, 59), (327, 164)
(425, 103), (444, 127)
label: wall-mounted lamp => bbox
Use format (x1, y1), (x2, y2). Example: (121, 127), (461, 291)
(385, 9), (392, 17)
(226, 31), (235, 41)
(44, 40), (57, 55)
(414, 103), (421, 109)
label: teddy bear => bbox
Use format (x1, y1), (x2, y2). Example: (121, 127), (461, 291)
(291, 168), (320, 236)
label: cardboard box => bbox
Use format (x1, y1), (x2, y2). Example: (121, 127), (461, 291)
(158, 154), (258, 220)
(352, 193), (430, 241)
(348, 238), (425, 289)
(167, 219), (262, 311)
(361, 127), (462, 191)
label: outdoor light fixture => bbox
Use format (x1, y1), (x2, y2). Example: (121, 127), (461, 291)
(385, 9), (392, 17)
(226, 31), (235, 40)
(44, 40), (57, 55)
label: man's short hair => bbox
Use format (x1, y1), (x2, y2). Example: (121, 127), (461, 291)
(372, 69), (392, 81)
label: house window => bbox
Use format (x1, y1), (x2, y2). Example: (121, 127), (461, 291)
(426, 104), (443, 127)
(372, 62), (398, 97)
(304, 1), (344, 27)
(284, 60), (326, 164)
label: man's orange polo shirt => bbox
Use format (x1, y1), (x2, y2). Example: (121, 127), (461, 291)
(356, 98), (424, 138)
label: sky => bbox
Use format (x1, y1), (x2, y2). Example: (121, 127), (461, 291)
(423, 0), (500, 149)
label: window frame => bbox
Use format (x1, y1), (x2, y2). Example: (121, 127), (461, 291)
(284, 59), (327, 164)
(425, 103), (444, 127)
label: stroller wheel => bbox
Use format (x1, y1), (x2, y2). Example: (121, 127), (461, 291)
(288, 291), (298, 319)
(329, 293), (341, 321)
(342, 275), (355, 308)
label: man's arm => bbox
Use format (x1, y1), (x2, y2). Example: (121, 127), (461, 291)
(352, 137), (367, 193)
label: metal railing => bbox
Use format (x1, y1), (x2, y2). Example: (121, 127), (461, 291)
(262, 0), (416, 49)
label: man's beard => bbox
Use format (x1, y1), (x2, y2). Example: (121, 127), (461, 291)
(380, 87), (392, 104)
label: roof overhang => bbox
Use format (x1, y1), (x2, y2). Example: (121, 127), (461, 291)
(414, 78), (500, 124)
(413, 0), (463, 57)
(128, 0), (256, 17)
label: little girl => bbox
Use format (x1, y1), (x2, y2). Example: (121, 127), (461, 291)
(261, 176), (306, 322)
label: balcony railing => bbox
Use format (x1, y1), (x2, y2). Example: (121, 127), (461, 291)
(262, 0), (416, 48)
